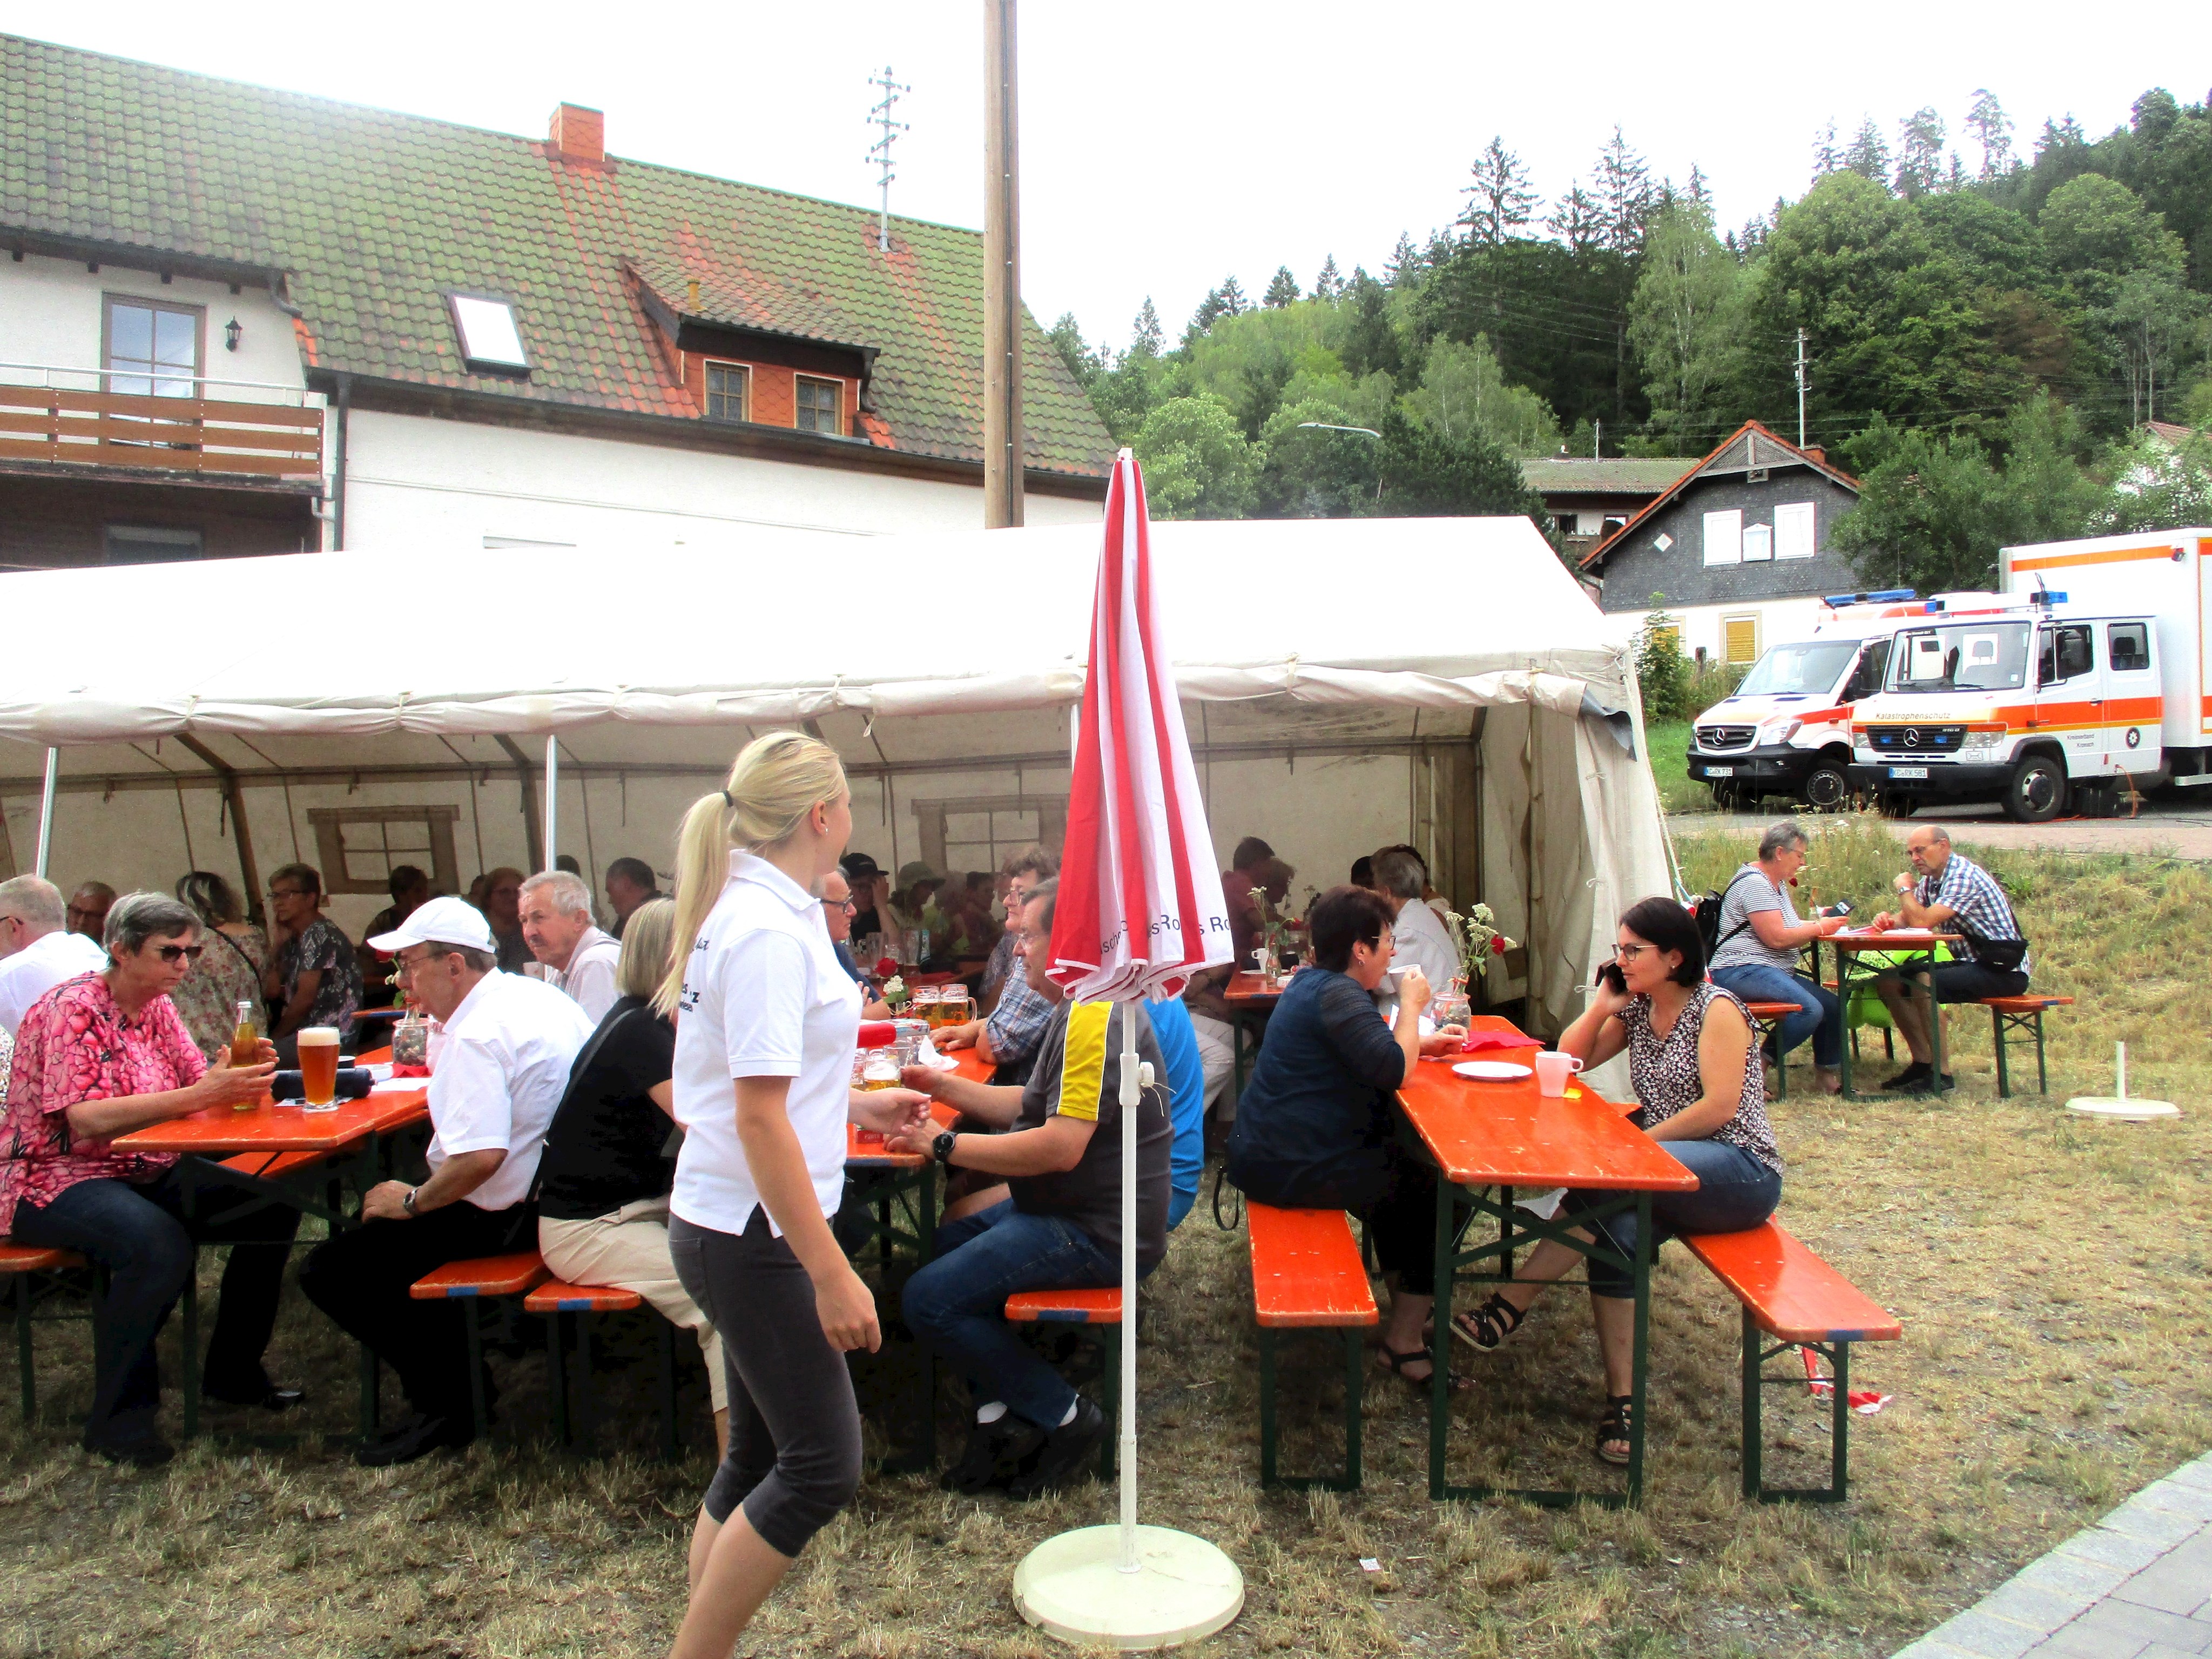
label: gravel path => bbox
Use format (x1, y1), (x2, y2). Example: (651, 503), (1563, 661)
(1670, 794), (2212, 859)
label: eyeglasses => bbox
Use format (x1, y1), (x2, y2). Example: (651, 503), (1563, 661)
(154, 943), (206, 964)
(822, 898), (857, 915)
(268, 887), (306, 900)
(1611, 942), (1652, 961)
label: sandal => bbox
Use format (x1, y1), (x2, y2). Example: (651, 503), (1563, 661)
(1595, 1394), (1635, 1466)
(1448, 1292), (1527, 1354)
(1375, 1344), (1472, 1393)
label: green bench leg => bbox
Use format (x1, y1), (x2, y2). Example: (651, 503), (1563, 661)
(545, 1312), (571, 1448)
(1743, 1308), (1853, 1504)
(1992, 1005), (2011, 1098)
(657, 1316), (681, 1462)
(1257, 1325), (1365, 1492)
(1098, 1325), (1120, 1480)
(13, 1276), (33, 1425)
(463, 1302), (489, 1442)
(2034, 1011), (2048, 1095)
(1258, 1327), (1278, 1488)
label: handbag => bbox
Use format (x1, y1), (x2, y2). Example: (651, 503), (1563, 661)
(1953, 923), (2028, 974)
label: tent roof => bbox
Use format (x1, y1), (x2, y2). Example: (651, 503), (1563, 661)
(0, 517), (1626, 756)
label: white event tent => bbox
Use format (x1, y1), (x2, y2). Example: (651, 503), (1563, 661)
(0, 515), (1667, 1034)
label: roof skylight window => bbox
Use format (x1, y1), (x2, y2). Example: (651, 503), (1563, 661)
(448, 293), (530, 373)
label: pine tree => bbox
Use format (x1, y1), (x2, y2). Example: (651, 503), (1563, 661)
(1047, 312), (1102, 388)
(1810, 119), (1841, 180)
(1893, 107), (1947, 199)
(1184, 287), (1226, 346)
(1312, 254), (1343, 301)
(1217, 275), (1249, 316)
(1594, 127), (1655, 254)
(1547, 186), (1603, 254)
(1130, 297), (1163, 359)
(1459, 136), (1540, 246)
(1685, 163), (1712, 213)
(2035, 114), (2087, 158)
(1384, 232), (1422, 287)
(1842, 118), (1891, 186)
(1965, 88), (2014, 178)
(1263, 265), (1301, 308)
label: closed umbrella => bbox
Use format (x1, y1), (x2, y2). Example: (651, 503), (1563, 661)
(1013, 449), (1244, 1649)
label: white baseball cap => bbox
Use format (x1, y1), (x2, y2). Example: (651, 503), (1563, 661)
(367, 895), (496, 957)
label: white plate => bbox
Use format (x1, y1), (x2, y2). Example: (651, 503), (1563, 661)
(1453, 1060), (1531, 1082)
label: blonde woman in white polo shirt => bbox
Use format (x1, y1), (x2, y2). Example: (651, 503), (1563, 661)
(659, 731), (930, 1659)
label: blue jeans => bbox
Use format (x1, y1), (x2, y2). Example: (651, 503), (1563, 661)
(901, 1199), (1137, 1431)
(1575, 1140), (1781, 1298)
(1710, 963), (1842, 1069)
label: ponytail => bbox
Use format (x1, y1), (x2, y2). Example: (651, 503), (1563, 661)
(654, 730), (848, 1016)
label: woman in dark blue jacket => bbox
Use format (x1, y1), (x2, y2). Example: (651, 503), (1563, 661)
(1227, 885), (1463, 1390)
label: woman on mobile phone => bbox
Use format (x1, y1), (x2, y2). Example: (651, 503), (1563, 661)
(1447, 896), (1781, 1467)
(658, 732), (930, 1659)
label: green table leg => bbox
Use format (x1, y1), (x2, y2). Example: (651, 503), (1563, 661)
(1428, 1167), (1453, 1501)
(1627, 1191), (1653, 1508)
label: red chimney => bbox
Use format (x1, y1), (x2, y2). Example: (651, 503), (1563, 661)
(1802, 444), (1826, 466)
(548, 103), (605, 164)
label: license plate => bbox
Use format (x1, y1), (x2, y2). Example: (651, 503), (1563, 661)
(1889, 766), (1929, 779)
(1702, 765), (1736, 778)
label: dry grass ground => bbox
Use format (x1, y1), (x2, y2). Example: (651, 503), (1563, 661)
(4, 819), (2207, 1657)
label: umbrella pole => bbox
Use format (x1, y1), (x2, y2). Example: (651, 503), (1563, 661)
(1118, 1010), (1140, 1573)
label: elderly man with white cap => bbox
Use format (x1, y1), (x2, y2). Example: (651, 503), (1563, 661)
(299, 896), (594, 1466)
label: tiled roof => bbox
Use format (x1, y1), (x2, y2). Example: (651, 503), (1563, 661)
(0, 34), (1111, 477)
(1520, 456), (1692, 496)
(1580, 422), (1859, 572)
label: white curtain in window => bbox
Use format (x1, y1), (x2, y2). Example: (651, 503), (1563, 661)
(1742, 523), (1774, 562)
(1775, 501), (1817, 559)
(1702, 509), (1742, 565)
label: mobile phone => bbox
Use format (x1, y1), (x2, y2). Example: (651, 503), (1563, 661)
(1824, 900), (1853, 919)
(1595, 960), (1627, 994)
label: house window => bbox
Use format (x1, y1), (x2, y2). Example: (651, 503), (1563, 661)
(104, 525), (204, 564)
(705, 361), (750, 422)
(1702, 509), (1743, 565)
(447, 293), (530, 373)
(104, 296), (201, 397)
(1723, 614), (1760, 665)
(1555, 511), (1582, 536)
(1602, 516), (1627, 536)
(1742, 522), (1774, 562)
(306, 807), (462, 896)
(909, 794), (1070, 879)
(1775, 501), (1818, 559)
(795, 375), (843, 434)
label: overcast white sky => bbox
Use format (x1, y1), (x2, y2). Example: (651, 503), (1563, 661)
(8, 4), (2205, 354)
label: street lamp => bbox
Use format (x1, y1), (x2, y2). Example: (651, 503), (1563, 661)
(1296, 421), (1380, 439)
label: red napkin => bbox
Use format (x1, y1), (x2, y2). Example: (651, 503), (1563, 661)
(390, 1062), (430, 1078)
(1460, 1030), (1543, 1054)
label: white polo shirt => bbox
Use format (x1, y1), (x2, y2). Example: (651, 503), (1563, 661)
(0, 929), (108, 1038)
(672, 850), (861, 1236)
(426, 968), (595, 1211)
(548, 926), (622, 1024)
(1387, 895), (1460, 993)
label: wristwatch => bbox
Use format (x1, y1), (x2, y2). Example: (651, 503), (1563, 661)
(401, 1186), (420, 1216)
(932, 1130), (959, 1165)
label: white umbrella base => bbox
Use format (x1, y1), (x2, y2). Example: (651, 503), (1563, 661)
(1013, 1525), (1243, 1650)
(2064, 1096), (2180, 1120)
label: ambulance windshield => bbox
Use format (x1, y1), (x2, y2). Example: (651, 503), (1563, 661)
(1735, 639), (1862, 697)
(1888, 621), (2032, 692)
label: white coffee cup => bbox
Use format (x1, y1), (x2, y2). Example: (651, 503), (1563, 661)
(1533, 1050), (1583, 1097)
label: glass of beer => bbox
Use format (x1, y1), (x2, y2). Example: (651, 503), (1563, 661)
(938, 990), (976, 1028)
(298, 1026), (342, 1111)
(914, 986), (941, 1028)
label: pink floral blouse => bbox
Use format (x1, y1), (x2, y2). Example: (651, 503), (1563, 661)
(0, 972), (203, 1235)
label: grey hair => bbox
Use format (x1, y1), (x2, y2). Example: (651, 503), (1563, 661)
(520, 869), (594, 919)
(1371, 847), (1427, 900)
(105, 892), (203, 957)
(0, 874), (65, 932)
(1757, 821), (1811, 860)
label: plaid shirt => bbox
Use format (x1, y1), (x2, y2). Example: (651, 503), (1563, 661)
(984, 966), (1057, 1074)
(1916, 853), (2029, 975)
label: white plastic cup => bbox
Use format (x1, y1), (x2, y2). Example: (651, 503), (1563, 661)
(1534, 1050), (1583, 1097)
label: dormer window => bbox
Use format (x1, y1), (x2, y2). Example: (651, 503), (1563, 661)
(705, 361), (750, 422)
(448, 293), (530, 374)
(795, 375), (843, 434)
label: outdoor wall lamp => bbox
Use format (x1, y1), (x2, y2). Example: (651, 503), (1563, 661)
(224, 317), (242, 352)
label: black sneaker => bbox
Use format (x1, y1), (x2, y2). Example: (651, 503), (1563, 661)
(940, 1415), (1048, 1494)
(204, 1379), (307, 1412)
(84, 1434), (175, 1469)
(1883, 1062), (1931, 1091)
(1006, 1398), (1107, 1501)
(355, 1412), (472, 1468)
(1917, 1071), (1957, 1094)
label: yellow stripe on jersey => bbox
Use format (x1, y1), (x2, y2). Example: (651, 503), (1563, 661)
(1056, 1001), (1112, 1123)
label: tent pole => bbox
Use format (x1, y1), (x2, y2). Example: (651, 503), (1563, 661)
(178, 735), (265, 927)
(543, 737), (559, 874)
(495, 736), (545, 873)
(33, 747), (58, 877)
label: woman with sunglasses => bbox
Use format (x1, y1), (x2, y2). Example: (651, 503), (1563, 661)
(0, 892), (296, 1466)
(1448, 896), (1781, 1468)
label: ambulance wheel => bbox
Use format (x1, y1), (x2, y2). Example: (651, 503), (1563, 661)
(1710, 782), (1738, 811)
(2003, 754), (2067, 824)
(1803, 762), (1850, 811)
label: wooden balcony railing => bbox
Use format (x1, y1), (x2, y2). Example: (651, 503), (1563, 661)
(0, 381), (324, 482)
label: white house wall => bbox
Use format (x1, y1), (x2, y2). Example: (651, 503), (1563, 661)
(1600, 596), (1833, 667)
(341, 410), (1100, 556)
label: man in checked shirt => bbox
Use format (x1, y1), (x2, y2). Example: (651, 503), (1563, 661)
(1869, 825), (2031, 1092)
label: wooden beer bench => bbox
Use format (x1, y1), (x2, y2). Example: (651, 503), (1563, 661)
(2, 1242), (91, 1425)
(1247, 1202), (1377, 1491)
(1979, 994), (2074, 1096)
(1004, 1287), (1121, 1477)
(409, 1250), (550, 1440)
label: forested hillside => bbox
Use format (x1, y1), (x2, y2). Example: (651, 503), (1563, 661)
(1050, 90), (2212, 588)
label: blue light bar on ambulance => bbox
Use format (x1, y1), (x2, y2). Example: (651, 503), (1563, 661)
(1822, 588), (1918, 606)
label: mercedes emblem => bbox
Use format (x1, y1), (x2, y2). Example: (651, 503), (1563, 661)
(1904, 728), (1921, 748)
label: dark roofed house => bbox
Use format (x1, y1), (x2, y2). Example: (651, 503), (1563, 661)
(1576, 422), (1862, 669)
(0, 36), (1112, 569)
(1520, 455), (1691, 567)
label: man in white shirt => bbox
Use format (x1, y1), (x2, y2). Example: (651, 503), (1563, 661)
(299, 896), (593, 1467)
(1371, 847), (1459, 1001)
(518, 870), (622, 1023)
(0, 876), (110, 1038)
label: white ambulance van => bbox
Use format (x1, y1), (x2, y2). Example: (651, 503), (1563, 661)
(1843, 529), (2212, 821)
(1686, 589), (2000, 811)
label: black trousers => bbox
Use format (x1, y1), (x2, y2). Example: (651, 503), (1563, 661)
(298, 1201), (534, 1421)
(13, 1168), (299, 1448)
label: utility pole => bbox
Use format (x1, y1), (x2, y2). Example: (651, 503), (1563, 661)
(1593, 419), (1601, 458)
(1795, 328), (1808, 449)
(982, 0), (1024, 528)
(866, 67), (909, 254)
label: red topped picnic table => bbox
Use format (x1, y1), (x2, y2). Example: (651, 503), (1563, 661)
(1394, 1014), (1697, 1507)
(1822, 928), (1964, 1100)
(1223, 969), (1288, 1094)
(112, 1054), (431, 1438)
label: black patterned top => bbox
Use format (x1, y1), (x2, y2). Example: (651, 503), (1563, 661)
(1614, 982), (1781, 1174)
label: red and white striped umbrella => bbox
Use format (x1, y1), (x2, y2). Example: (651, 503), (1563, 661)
(1015, 450), (1242, 1640)
(1047, 449), (1232, 1002)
